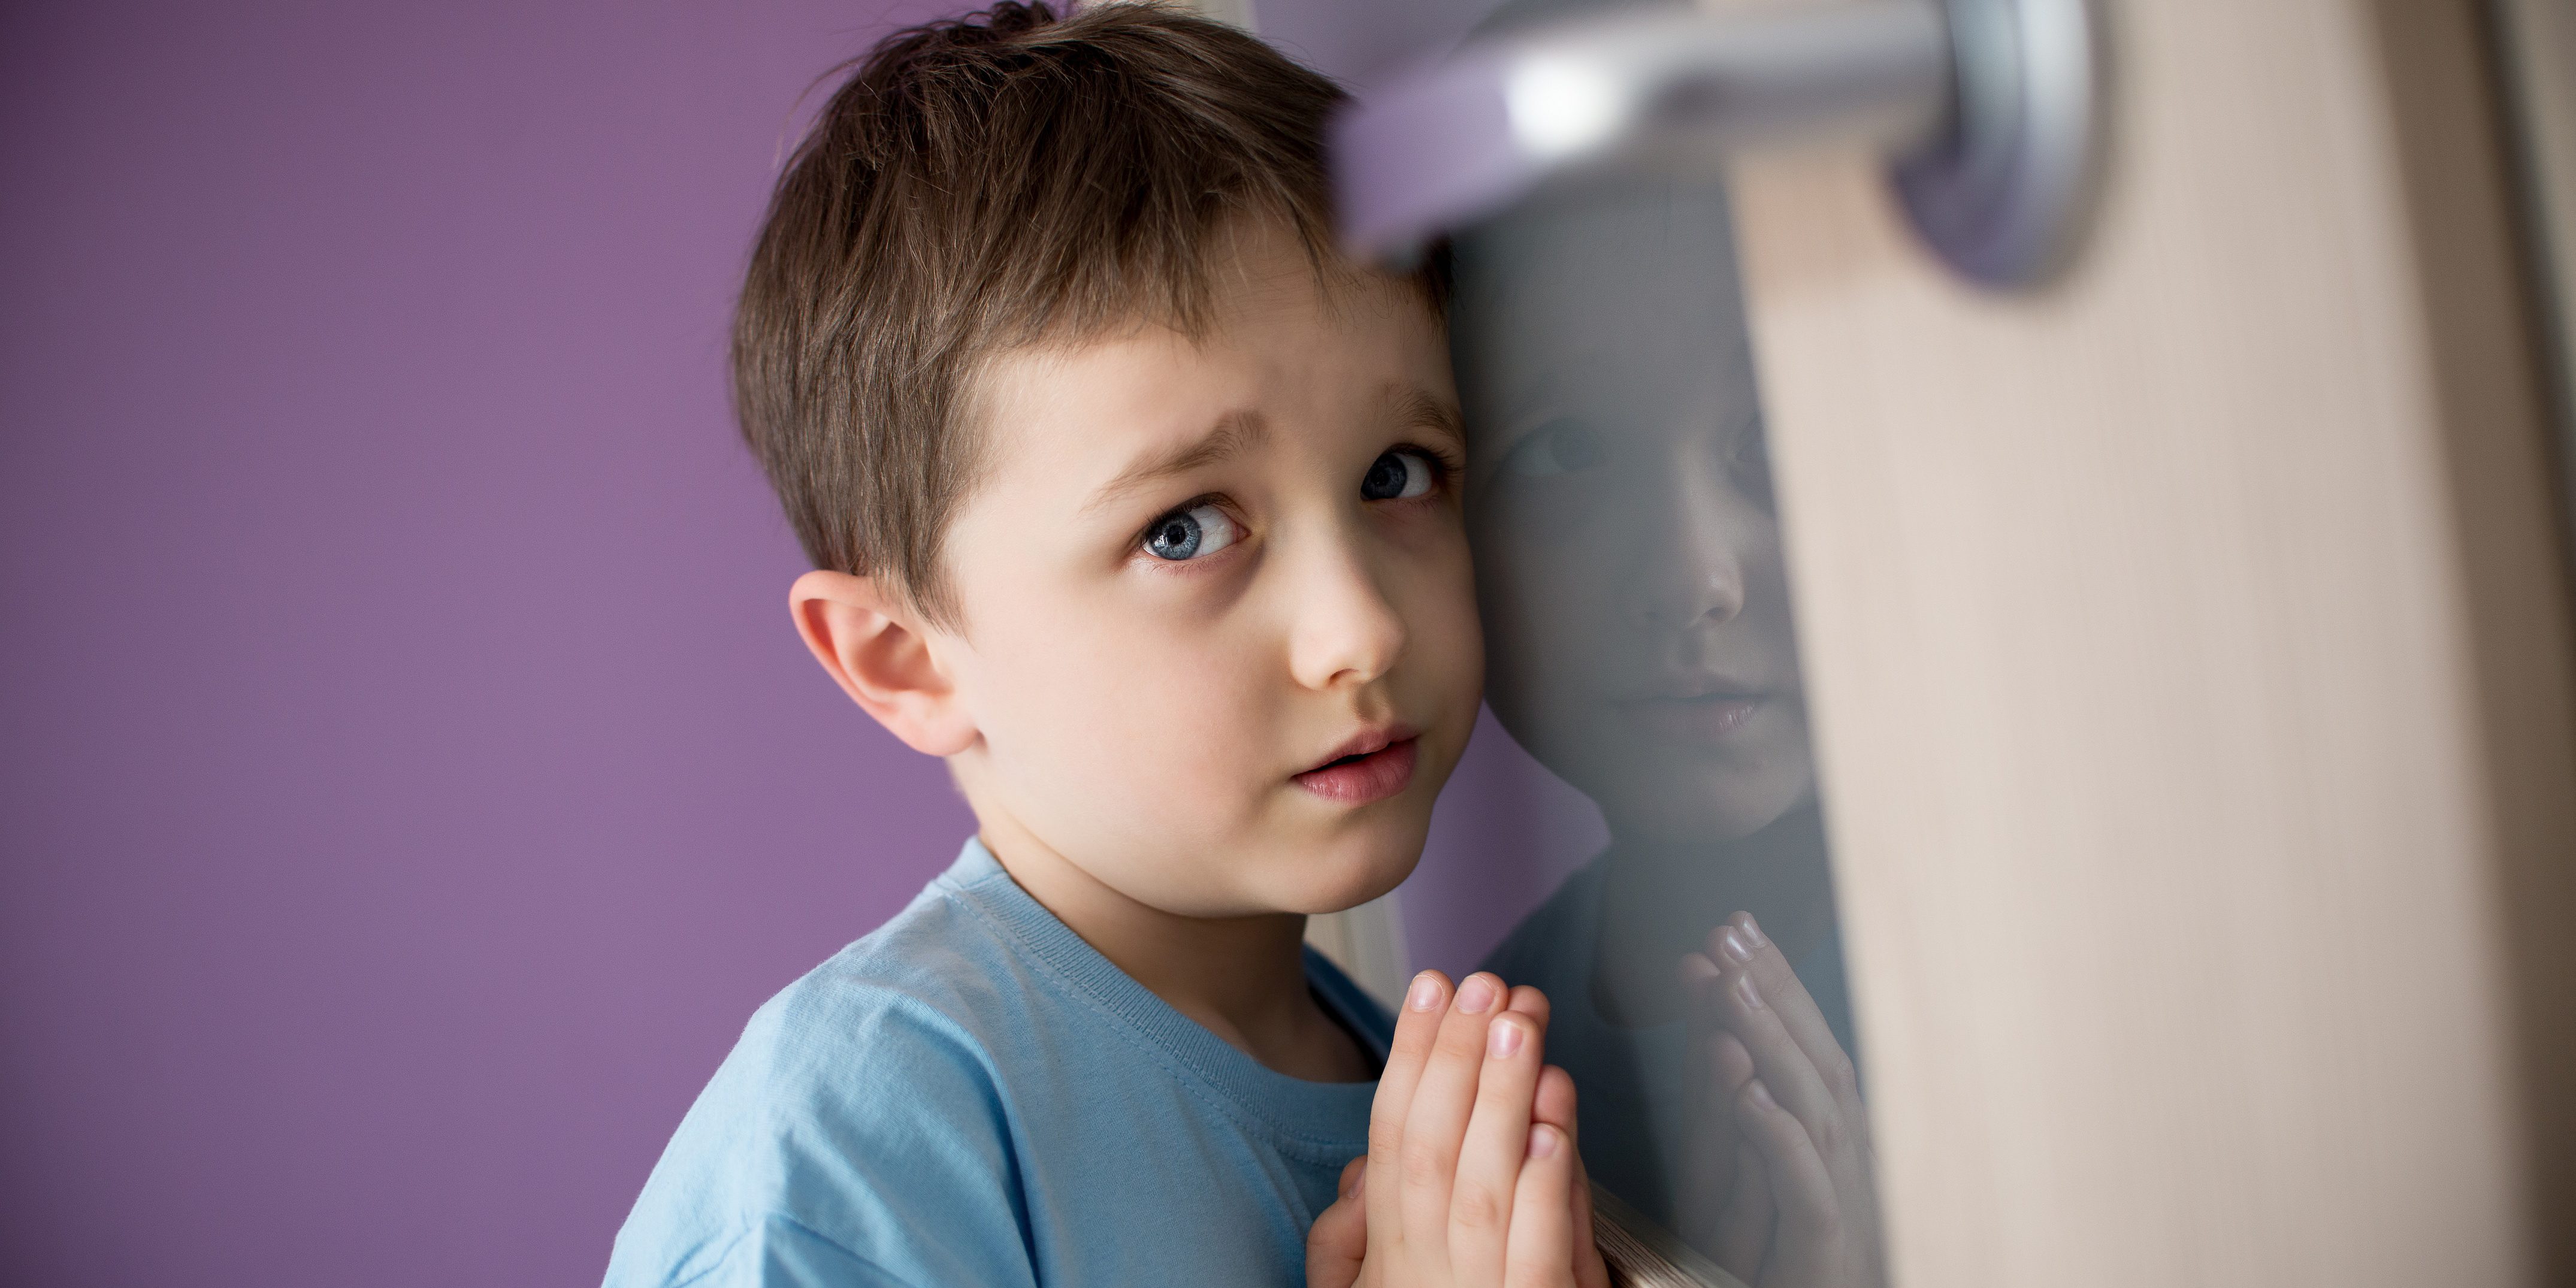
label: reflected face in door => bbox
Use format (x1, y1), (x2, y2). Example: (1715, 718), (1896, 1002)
(1452, 188), (1815, 846)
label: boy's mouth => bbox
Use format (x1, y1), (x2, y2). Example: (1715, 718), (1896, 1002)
(1617, 690), (1773, 745)
(1293, 731), (1420, 806)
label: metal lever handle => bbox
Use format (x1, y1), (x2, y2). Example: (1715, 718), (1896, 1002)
(1330, 0), (2106, 289)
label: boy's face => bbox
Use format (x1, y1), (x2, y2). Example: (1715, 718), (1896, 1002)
(1453, 188), (1815, 848)
(930, 227), (1481, 919)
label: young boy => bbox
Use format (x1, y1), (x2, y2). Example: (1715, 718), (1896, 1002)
(605, 5), (1602, 1286)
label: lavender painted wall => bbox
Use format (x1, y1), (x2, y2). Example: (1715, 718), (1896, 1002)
(0, 2), (1581, 1281)
(1406, 713), (1606, 978)
(0, 3), (979, 1281)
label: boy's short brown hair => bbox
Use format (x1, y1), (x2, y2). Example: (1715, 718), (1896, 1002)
(733, 1), (1438, 623)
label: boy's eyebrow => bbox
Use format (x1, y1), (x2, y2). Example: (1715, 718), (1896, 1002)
(1085, 409), (1270, 515)
(1392, 387), (1467, 452)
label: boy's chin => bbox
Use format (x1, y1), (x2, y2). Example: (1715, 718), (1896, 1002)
(1277, 838), (1420, 917)
(1604, 770), (1815, 850)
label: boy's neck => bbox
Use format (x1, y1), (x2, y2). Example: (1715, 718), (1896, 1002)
(971, 814), (1376, 1085)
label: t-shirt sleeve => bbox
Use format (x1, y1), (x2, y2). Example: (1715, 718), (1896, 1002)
(605, 991), (1042, 1288)
(672, 1215), (916, 1288)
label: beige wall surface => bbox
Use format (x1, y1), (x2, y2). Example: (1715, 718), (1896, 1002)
(1731, 0), (2576, 1285)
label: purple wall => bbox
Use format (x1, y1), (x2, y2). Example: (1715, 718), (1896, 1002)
(1406, 712), (1605, 981)
(0, 2), (1583, 1282)
(0, 3), (978, 1281)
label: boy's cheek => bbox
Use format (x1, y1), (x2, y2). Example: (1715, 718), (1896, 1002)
(997, 641), (1280, 807)
(1414, 549), (1489, 718)
(960, 555), (1479, 899)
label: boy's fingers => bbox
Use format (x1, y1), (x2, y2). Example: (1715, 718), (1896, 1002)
(1709, 915), (1867, 1136)
(1570, 1150), (1611, 1288)
(1528, 1065), (1611, 1287)
(1399, 972), (1509, 1250)
(1507, 983), (1551, 1030)
(1369, 970), (1451, 1242)
(1712, 1029), (1756, 1092)
(1502, 1124), (1576, 1288)
(1532, 1064), (1579, 1142)
(1373, 970), (1452, 1127)
(1709, 948), (1886, 1284)
(1705, 960), (1855, 1179)
(1452, 1010), (1547, 1283)
(1676, 1021), (1750, 1253)
(1305, 1168), (1369, 1288)
(1712, 1141), (1772, 1280)
(1736, 1077), (1844, 1278)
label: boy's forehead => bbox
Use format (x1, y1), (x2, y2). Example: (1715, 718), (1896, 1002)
(970, 274), (1453, 504)
(976, 325), (1249, 479)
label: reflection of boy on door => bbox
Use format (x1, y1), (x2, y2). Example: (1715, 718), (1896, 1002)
(1455, 179), (1886, 1288)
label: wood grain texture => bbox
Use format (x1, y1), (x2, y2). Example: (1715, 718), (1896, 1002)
(1727, 1), (2576, 1284)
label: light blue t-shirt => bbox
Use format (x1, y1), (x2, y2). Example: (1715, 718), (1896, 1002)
(605, 839), (1392, 1287)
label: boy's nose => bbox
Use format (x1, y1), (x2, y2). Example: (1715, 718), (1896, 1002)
(1631, 474), (1754, 631)
(1636, 555), (1748, 631)
(1286, 542), (1408, 691)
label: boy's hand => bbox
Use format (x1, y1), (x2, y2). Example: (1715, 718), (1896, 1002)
(1306, 972), (1610, 1288)
(1679, 914), (1885, 1288)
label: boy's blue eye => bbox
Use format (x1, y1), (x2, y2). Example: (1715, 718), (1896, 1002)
(1361, 449), (1435, 501)
(1501, 417), (1607, 479)
(1142, 503), (1241, 562)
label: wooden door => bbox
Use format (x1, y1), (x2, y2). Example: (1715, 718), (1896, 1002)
(1730, 2), (2576, 1284)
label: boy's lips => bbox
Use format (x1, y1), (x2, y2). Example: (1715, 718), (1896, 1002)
(1617, 691), (1772, 745)
(1294, 732), (1420, 806)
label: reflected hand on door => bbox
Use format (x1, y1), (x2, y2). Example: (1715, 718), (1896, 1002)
(1679, 915), (1884, 1288)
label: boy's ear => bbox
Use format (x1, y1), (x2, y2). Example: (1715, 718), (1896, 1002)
(788, 570), (978, 758)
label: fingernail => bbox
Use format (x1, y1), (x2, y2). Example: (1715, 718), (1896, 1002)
(1737, 912), (1769, 949)
(1716, 926), (1754, 964)
(1733, 972), (1764, 1011)
(1407, 972), (1443, 1012)
(1352, 1165), (1366, 1198)
(1488, 1015), (1526, 1059)
(1457, 974), (1499, 1014)
(1747, 1078), (1778, 1111)
(1527, 1124), (1561, 1159)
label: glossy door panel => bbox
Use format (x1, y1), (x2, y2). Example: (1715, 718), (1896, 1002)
(1730, 1), (2576, 1283)
(1259, 0), (2576, 1280)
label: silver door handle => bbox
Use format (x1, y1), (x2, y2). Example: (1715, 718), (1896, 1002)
(1330, 0), (2106, 289)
